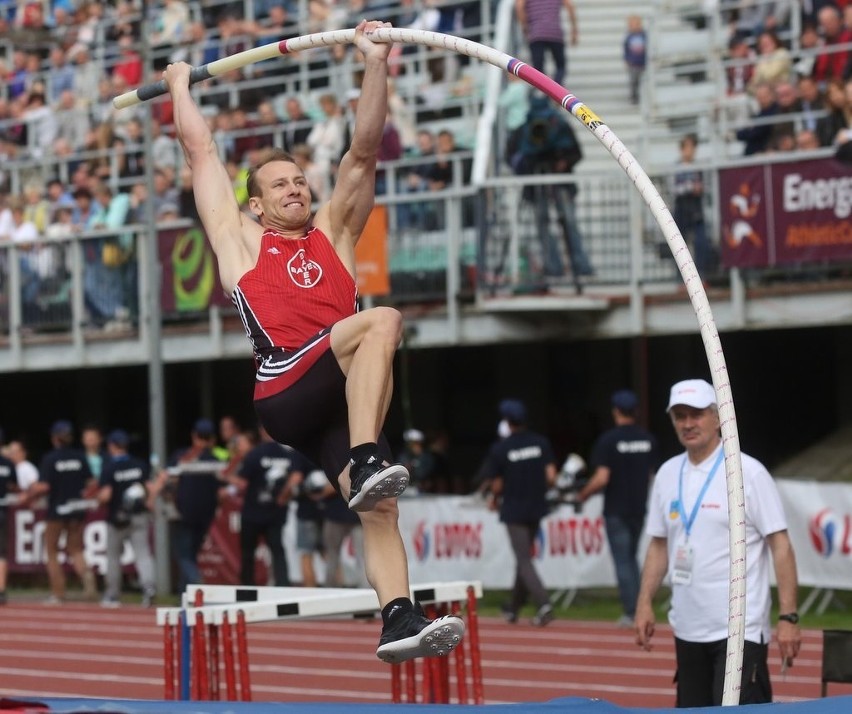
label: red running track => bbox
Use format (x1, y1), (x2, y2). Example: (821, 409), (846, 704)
(0, 600), (848, 706)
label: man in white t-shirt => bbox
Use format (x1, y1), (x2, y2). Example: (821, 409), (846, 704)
(635, 378), (801, 707)
(7, 441), (39, 492)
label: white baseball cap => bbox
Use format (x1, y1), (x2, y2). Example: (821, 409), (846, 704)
(403, 428), (425, 443)
(667, 379), (717, 412)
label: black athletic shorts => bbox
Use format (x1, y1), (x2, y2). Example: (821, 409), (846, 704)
(254, 341), (392, 495)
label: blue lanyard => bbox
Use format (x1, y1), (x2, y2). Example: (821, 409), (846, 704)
(677, 448), (724, 540)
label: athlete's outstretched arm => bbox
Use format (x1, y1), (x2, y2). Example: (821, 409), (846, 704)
(320, 20), (392, 257)
(165, 62), (254, 290)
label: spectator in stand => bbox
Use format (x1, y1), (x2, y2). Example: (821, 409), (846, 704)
(747, 30), (792, 95)
(281, 96), (314, 152)
(817, 78), (849, 145)
(6, 50), (30, 100)
(22, 182), (50, 234)
(7, 196), (43, 320)
(69, 0), (104, 57)
(729, 0), (792, 38)
(737, 82), (779, 155)
(151, 168), (180, 218)
(230, 106), (262, 162)
(254, 101), (281, 151)
(150, 0), (191, 70)
(291, 143), (327, 204)
(515, 0), (578, 86)
(812, 4), (851, 86)
(726, 33), (756, 97)
(70, 46), (103, 108)
(344, 94), (401, 195)
(46, 178), (74, 222)
(23, 92), (58, 159)
(671, 134), (713, 277)
(793, 22), (821, 79)
(45, 46), (75, 103)
(795, 127), (822, 150)
(53, 89), (92, 152)
(797, 75), (825, 133)
(499, 74), (531, 159)
(45, 203), (76, 239)
(112, 34), (143, 88)
(178, 22), (220, 68)
(387, 78), (418, 152)
(86, 182), (133, 328)
(150, 118), (179, 173)
(623, 14), (647, 105)
(306, 93), (346, 192)
(770, 79), (802, 143)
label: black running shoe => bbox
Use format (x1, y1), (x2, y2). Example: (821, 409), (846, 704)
(348, 455), (409, 512)
(376, 605), (465, 664)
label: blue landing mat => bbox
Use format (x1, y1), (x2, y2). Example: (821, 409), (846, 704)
(8, 696), (852, 713)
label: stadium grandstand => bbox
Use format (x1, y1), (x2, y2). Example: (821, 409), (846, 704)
(0, 0), (851, 483)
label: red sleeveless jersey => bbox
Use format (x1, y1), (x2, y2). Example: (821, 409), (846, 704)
(232, 227), (357, 391)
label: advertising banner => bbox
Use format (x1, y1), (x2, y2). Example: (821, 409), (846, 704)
(158, 225), (231, 314)
(398, 495), (616, 589)
(354, 205), (390, 297)
(776, 480), (852, 590)
(720, 158), (852, 269)
(7, 506), (137, 576)
(12, 482), (851, 592)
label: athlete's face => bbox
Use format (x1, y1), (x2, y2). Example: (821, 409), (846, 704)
(669, 405), (720, 461)
(249, 160), (312, 230)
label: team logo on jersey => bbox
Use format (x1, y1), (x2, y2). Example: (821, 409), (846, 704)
(287, 248), (322, 288)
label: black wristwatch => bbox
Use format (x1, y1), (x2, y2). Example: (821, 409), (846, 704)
(778, 612), (799, 625)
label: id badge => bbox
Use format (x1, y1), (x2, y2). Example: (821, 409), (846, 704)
(672, 542), (694, 586)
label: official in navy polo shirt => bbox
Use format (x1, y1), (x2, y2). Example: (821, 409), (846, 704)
(481, 399), (557, 627)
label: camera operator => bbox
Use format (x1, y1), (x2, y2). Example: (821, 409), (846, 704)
(507, 95), (594, 280)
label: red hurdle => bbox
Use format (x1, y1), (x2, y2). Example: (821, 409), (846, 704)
(160, 581), (483, 704)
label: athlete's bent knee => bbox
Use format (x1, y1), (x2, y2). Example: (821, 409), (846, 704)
(369, 306), (403, 342)
(358, 498), (400, 526)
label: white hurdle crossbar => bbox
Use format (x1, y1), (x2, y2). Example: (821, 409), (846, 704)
(158, 580), (484, 627)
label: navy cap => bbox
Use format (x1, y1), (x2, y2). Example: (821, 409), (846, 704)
(611, 389), (639, 412)
(193, 418), (216, 438)
(50, 419), (74, 437)
(107, 429), (130, 447)
(499, 399), (527, 424)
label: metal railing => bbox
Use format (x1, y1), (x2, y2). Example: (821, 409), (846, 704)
(3, 149), (850, 365)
